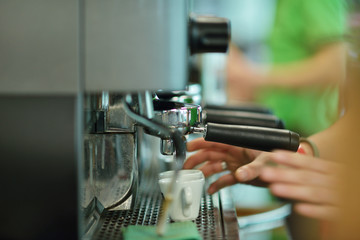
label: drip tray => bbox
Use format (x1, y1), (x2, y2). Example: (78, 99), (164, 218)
(90, 177), (239, 240)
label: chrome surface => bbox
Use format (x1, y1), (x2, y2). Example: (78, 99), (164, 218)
(160, 139), (175, 155)
(84, 92), (135, 133)
(138, 91), (155, 119)
(82, 134), (138, 210)
(153, 101), (202, 136)
(82, 91), (190, 237)
(152, 99), (202, 156)
(219, 188), (242, 239)
(193, 126), (206, 135)
(82, 92), (140, 235)
(106, 94), (135, 133)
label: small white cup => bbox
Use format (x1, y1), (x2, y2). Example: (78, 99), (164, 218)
(158, 169), (203, 181)
(158, 169), (205, 222)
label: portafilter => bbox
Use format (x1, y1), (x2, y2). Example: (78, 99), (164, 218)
(152, 99), (300, 154)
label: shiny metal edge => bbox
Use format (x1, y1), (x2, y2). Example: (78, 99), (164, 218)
(214, 188), (241, 240)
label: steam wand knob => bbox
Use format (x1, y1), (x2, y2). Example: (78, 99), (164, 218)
(189, 14), (231, 55)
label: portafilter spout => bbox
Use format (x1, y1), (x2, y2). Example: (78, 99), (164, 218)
(152, 99), (202, 155)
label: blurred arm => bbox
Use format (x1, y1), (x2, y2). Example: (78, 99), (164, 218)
(259, 42), (347, 89)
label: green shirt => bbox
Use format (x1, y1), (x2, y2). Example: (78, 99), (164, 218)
(256, 0), (347, 136)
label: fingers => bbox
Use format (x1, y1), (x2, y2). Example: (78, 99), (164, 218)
(207, 174), (238, 195)
(185, 140), (253, 171)
(257, 151), (341, 221)
(183, 149), (229, 170)
(234, 163), (261, 183)
(268, 183), (339, 206)
(260, 158), (340, 205)
(197, 160), (227, 178)
(270, 151), (340, 174)
(234, 152), (272, 183)
(260, 166), (339, 190)
(293, 203), (340, 221)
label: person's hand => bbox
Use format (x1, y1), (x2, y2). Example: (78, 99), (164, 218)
(259, 150), (342, 221)
(184, 138), (271, 194)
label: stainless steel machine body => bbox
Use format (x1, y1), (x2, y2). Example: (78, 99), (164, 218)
(84, 0), (188, 92)
(0, 1), (236, 239)
(0, 1), (80, 239)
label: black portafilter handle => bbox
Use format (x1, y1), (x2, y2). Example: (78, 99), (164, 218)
(203, 122), (300, 152)
(204, 109), (285, 129)
(204, 104), (273, 114)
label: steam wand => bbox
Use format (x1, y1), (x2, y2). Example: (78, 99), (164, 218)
(122, 94), (186, 236)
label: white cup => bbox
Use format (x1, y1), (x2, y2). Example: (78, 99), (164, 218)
(158, 169), (203, 181)
(158, 169), (205, 222)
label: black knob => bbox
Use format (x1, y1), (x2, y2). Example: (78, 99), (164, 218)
(189, 14), (231, 55)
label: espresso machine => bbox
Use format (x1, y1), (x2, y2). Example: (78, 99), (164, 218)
(0, 1), (299, 239)
(81, 1), (299, 238)
(80, 1), (239, 239)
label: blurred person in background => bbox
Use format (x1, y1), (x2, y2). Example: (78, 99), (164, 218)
(226, 0), (347, 137)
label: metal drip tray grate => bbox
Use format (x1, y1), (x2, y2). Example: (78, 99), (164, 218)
(92, 189), (221, 239)
(92, 172), (245, 240)
(90, 168), (240, 240)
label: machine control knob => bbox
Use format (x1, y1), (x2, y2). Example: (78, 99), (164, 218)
(189, 14), (231, 55)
